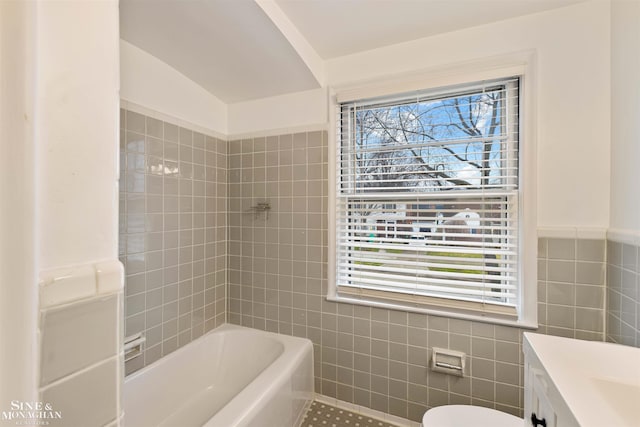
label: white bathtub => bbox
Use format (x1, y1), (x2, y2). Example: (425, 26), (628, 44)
(123, 324), (314, 427)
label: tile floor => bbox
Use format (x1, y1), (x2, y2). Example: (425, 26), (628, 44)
(301, 401), (400, 427)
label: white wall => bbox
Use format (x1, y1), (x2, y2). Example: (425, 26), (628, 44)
(0, 0), (38, 407)
(37, 1), (121, 271)
(227, 87), (327, 137)
(228, 1), (611, 229)
(326, 0), (611, 230)
(610, 0), (640, 235)
(34, 4), (123, 424)
(1, 0), (122, 414)
(121, 40), (228, 135)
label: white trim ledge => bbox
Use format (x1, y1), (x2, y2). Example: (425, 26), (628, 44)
(122, 98), (330, 142)
(326, 295), (538, 330)
(39, 259), (124, 309)
(607, 228), (640, 246)
(227, 123), (329, 141)
(120, 99), (227, 140)
(537, 227), (608, 240)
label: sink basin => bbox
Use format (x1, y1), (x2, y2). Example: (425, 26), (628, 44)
(524, 333), (640, 427)
(591, 377), (640, 426)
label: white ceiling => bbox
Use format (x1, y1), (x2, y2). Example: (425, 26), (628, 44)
(120, 0), (320, 103)
(276, 0), (585, 59)
(120, 0), (584, 103)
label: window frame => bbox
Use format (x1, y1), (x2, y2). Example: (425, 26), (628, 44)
(327, 57), (538, 328)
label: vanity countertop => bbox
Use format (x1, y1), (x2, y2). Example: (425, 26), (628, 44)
(523, 333), (640, 427)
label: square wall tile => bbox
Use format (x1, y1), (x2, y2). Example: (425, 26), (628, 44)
(41, 357), (118, 427)
(576, 239), (605, 262)
(120, 109), (227, 374)
(547, 238), (575, 260)
(40, 295), (119, 386)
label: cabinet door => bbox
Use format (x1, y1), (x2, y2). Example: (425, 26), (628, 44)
(527, 367), (557, 427)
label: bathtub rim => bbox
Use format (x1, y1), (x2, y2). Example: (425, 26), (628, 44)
(123, 323), (314, 427)
(203, 324), (314, 427)
(124, 323), (284, 383)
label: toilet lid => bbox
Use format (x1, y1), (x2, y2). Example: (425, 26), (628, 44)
(422, 405), (521, 427)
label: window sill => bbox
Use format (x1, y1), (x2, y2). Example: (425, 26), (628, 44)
(326, 294), (538, 330)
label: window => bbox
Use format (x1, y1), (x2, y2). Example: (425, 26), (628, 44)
(330, 76), (533, 324)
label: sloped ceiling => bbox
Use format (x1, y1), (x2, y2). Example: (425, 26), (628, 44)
(120, 0), (320, 103)
(120, 0), (585, 103)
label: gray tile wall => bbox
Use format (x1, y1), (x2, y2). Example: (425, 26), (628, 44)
(227, 131), (609, 422)
(606, 240), (640, 347)
(116, 112), (627, 419)
(119, 109), (227, 374)
(537, 238), (606, 341)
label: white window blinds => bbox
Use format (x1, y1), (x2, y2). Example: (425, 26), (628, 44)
(335, 78), (520, 317)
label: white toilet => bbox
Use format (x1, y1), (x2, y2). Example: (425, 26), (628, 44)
(422, 405), (522, 426)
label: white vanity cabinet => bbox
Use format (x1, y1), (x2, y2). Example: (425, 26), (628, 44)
(523, 332), (640, 427)
(524, 334), (578, 427)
